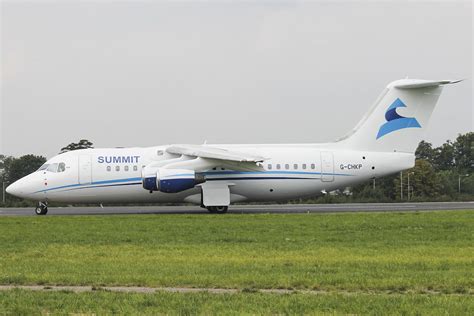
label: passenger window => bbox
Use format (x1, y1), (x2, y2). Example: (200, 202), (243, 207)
(302, 164), (307, 170)
(47, 163), (59, 173)
(293, 164), (298, 169)
(58, 162), (66, 172)
(285, 164), (289, 170)
(276, 164), (281, 170)
(124, 166), (129, 171)
(311, 163), (315, 169)
(267, 164), (272, 170)
(115, 166), (120, 171)
(107, 166), (111, 172)
(133, 165), (138, 171)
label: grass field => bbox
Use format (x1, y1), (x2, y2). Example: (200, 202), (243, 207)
(1, 289), (473, 315)
(0, 210), (472, 314)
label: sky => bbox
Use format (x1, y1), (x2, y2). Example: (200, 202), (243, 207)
(1, 0), (472, 159)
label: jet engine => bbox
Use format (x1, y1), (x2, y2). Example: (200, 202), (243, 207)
(142, 168), (206, 193)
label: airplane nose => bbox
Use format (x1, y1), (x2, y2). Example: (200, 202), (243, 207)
(5, 174), (45, 200)
(5, 180), (29, 198)
(5, 182), (19, 196)
(5, 175), (44, 200)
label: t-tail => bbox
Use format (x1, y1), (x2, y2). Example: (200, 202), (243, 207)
(336, 79), (462, 153)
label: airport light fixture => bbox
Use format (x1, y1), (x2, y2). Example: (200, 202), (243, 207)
(400, 172), (403, 200)
(2, 182), (6, 204)
(407, 172), (415, 200)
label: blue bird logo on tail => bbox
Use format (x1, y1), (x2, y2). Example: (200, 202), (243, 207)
(376, 98), (421, 139)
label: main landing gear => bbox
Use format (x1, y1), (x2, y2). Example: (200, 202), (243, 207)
(206, 206), (229, 214)
(35, 202), (48, 215)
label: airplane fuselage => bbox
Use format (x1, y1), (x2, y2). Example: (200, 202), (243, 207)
(10, 144), (414, 204)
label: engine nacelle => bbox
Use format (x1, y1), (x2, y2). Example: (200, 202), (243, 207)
(142, 168), (205, 193)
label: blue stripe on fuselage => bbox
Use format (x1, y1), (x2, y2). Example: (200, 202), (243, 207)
(204, 170), (352, 177)
(36, 171), (352, 193)
(35, 177), (142, 193)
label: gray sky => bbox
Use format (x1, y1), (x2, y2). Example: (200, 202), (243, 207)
(1, 0), (472, 159)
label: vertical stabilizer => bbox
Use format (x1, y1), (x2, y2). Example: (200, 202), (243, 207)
(336, 79), (461, 153)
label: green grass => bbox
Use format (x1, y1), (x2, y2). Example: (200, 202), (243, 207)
(1, 210), (473, 292)
(0, 289), (473, 315)
(0, 210), (472, 314)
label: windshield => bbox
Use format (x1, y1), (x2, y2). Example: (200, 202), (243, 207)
(47, 163), (59, 172)
(38, 164), (49, 171)
(37, 162), (67, 173)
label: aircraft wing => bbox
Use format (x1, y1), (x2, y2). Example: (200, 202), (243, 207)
(166, 144), (267, 162)
(164, 144), (268, 172)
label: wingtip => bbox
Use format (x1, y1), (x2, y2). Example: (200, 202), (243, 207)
(445, 79), (465, 85)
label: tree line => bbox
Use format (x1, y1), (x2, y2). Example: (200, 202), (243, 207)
(1, 134), (473, 206)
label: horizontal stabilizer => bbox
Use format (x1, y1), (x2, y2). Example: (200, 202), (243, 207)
(391, 79), (463, 89)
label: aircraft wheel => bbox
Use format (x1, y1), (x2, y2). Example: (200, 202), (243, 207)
(207, 206), (228, 214)
(206, 206), (229, 214)
(35, 202), (48, 215)
(207, 206), (217, 213)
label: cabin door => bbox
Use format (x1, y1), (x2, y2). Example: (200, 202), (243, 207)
(78, 155), (92, 184)
(321, 151), (334, 182)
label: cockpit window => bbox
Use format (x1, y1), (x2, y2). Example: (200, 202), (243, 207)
(58, 162), (66, 172)
(38, 164), (49, 171)
(47, 163), (59, 172)
(38, 162), (66, 172)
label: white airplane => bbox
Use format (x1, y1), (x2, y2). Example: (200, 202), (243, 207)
(6, 79), (461, 215)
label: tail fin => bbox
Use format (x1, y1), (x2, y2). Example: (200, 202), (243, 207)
(336, 79), (462, 153)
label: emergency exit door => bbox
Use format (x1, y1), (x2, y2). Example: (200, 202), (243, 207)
(321, 151), (334, 182)
(78, 155), (92, 184)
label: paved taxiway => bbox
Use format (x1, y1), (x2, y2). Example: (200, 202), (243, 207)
(0, 202), (473, 216)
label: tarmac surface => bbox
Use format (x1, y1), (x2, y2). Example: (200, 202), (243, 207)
(0, 202), (473, 216)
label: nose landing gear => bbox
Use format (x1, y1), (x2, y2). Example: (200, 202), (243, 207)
(35, 202), (48, 215)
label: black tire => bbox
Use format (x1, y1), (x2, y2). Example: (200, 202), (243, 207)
(207, 206), (217, 213)
(214, 206), (228, 214)
(206, 206), (228, 214)
(35, 205), (48, 215)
